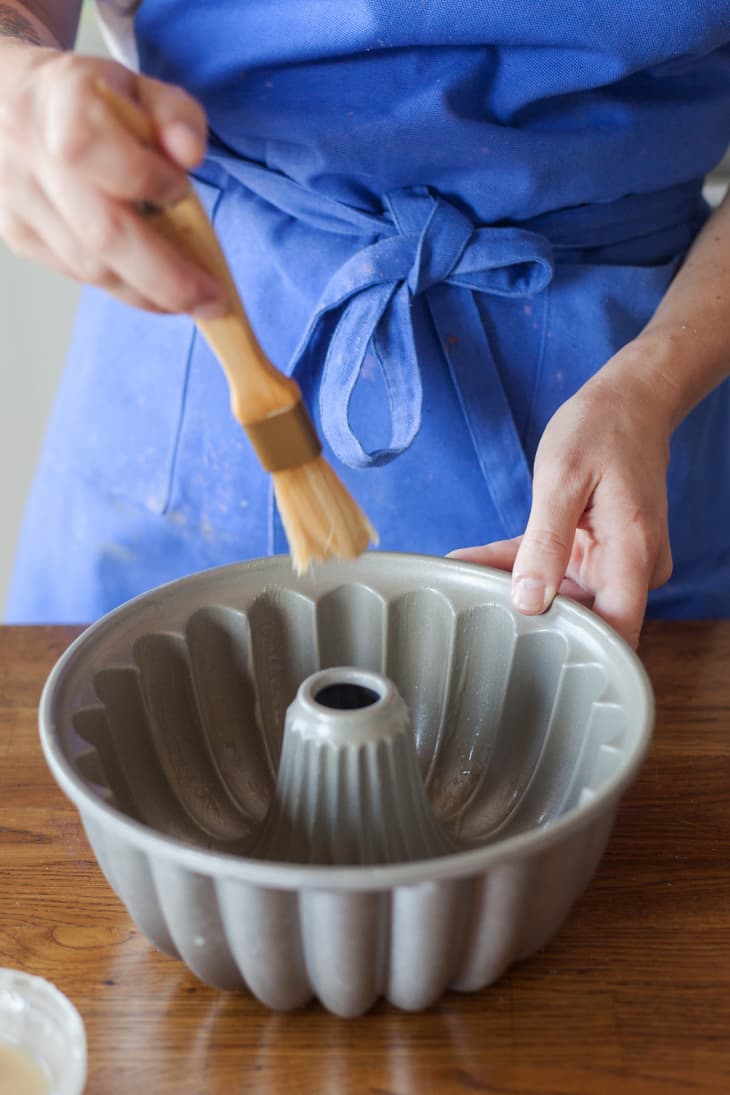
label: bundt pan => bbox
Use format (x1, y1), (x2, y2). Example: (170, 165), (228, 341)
(39, 553), (653, 1017)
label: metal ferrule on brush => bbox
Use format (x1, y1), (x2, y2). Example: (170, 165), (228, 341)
(244, 401), (323, 473)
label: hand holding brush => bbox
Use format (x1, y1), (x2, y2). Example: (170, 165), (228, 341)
(96, 80), (376, 572)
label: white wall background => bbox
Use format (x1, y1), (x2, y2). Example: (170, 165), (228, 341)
(0, 12), (728, 615)
(0, 7), (108, 616)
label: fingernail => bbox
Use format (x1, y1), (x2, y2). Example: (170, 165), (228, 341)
(168, 121), (200, 143)
(193, 295), (228, 320)
(512, 576), (550, 614)
(164, 122), (205, 167)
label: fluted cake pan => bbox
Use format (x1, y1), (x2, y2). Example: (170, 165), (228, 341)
(39, 553), (653, 1016)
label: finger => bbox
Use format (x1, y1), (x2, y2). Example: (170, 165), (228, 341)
(137, 75), (208, 169)
(10, 174), (166, 301)
(44, 85), (191, 207)
(1, 210), (162, 310)
(3, 177), (169, 311)
(42, 172), (227, 316)
(447, 538), (522, 572)
(8, 176), (101, 280)
(447, 542), (594, 608)
(590, 550), (650, 649)
(98, 279), (169, 312)
(512, 466), (591, 616)
(0, 171), (81, 277)
(0, 211), (73, 277)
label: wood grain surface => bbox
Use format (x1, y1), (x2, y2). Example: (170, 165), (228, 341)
(1, 623), (729, 1095)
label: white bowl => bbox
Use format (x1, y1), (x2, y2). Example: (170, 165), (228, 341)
(0, 969), (86, 1094)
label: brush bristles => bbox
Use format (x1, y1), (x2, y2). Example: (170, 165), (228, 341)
(273, 457), (378, 573)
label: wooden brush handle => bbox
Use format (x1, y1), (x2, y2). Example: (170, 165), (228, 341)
(96, 81), (300, 424)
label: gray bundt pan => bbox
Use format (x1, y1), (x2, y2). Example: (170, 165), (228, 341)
(39, 553), (653, 1017)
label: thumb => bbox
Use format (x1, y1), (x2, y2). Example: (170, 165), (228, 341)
(512, 474), (587, 616)
(136, 74), (208, 169)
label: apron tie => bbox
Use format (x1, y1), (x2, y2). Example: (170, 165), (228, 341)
(290, 186), (553, 491)
(197, 154), (704, 536)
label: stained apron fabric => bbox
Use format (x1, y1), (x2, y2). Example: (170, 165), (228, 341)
(7, 1), (730, 622)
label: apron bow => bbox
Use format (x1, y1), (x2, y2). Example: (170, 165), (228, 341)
(291, 185), (554, 479)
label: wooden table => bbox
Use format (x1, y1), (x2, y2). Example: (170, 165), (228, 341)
(1, 624), (729, 1094)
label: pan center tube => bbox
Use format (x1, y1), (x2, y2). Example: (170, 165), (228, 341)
(251, 667), (453, 866)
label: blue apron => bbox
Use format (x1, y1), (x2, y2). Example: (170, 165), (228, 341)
(7, 1), (730, 622)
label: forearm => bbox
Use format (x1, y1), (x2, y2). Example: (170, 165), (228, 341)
(601, 190), (730, 431)
(0, 1), (81, 51)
